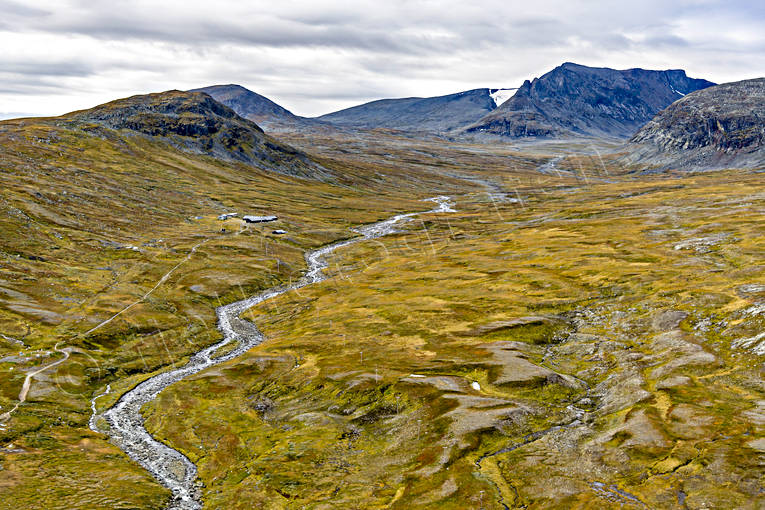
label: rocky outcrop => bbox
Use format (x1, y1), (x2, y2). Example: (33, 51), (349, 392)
(68, 90), (332, 179)
(463, 63), (715, 139)
(624, 78), (765, 170)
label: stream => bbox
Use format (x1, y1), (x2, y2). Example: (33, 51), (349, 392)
(89, 196), (456, 509)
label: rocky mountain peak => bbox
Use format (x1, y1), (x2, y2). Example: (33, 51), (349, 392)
(69, 89), (262, 136)
(190, 84), (316, 131)
(66, 90), (330, 179)
(464, 63), (715, 139)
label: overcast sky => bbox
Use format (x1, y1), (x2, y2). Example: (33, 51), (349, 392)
(1, 0), (763, 119)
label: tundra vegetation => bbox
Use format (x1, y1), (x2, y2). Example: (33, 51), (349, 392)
(0, 93), (762, 509)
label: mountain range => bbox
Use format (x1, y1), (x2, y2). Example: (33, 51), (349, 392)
(0, 62), (759, 176)
(195, 63), (716, 140)
(31, 61), (756, 172)
(188, 64), (764, 169)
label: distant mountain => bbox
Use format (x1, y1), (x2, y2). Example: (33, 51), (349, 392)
(625, 78), (765, 170)
(316, 89), (498, 133)
(70, 90), (330, 179)
(191, 84), (319, 131)
(463, 63), (715, 139)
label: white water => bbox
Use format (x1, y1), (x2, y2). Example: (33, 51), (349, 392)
(90, 196), (455, 509)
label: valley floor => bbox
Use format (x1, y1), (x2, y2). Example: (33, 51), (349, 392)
(144, 168), (764, 509)
(0, 132), (763, 509)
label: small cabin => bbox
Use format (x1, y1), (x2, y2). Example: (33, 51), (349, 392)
(218, 212), (238, 221)
(243, 215), (278, 224)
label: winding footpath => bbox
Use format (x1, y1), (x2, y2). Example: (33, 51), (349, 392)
(0, 342), (71, 422)
(1, 237), (226, 424)
(89, 197), (456, 510)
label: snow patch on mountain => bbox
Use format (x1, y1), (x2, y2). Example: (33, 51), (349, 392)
(669, 85), (686, 97)
(490, 88), (517, 107)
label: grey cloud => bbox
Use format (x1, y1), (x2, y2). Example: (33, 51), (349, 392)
(0, 3), (636, 56)
(0, 0), (50, 17)
(0, 0), (763, 117)
(641, 35), (691, 48)
(0, 60), (95, 77)
(0, 59), (95, 97)
(0, 82), (71, 95)
(0, 1), (50, 31)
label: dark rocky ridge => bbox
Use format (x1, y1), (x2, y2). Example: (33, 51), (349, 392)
(68, 90), (331, 179)
(625, 78), (765, 170)
(191, 84), (320, 131)
(316, 89), (497, 133)
(463, 63), (715, 139)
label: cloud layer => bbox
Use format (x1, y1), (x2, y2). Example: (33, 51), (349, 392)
(1, 0), (763, 118)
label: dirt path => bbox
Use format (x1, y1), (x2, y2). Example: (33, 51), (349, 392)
(0, 222), (259, 424)
(0, 342), (71, 422)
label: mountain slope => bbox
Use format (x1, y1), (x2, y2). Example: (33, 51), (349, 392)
(625, 78), (765, 170)
(191, 84), (318, 131)
(316, 88), (497, 133)
(67, 90), (330, 179)
(464, 63), (715, 139)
